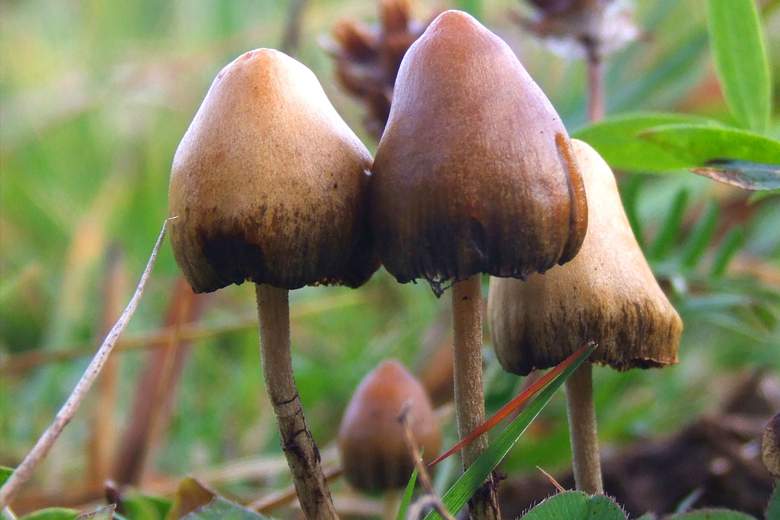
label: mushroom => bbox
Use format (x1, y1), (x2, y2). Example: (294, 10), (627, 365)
(370, 10), (587, 518)
(338, 360), (441, 495)
(763, 412), (780, 479)
(488, 139), (683, 494)
(168, 48), (377, 519)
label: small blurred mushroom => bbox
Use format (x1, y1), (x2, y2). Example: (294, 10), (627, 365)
(325, 0), (434, 139)
(515, 0), (640, 121)
(488, 139), (682, 494)
(168, 48), (377, 519)
(339, 360), (441, 496)
(763, 412), (780, 478)
(371, 10), (588, 518)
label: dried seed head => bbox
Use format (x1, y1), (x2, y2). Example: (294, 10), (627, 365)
(328, 0), (431, 139)
(488, 139), (682, 374)
(338, 360), (441, 492)
(763, 413), (780, 478)
(371, 10), (588, 296)
(168, 49), (378, 293)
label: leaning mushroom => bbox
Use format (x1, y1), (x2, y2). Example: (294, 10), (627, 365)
(338, 360), (441, 494)
(371, 10), (587, 518)
(488, 139), (683, 494)
(168, 48), (376, 519)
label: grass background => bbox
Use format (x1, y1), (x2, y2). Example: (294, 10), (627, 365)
(1, 0), (779, 509)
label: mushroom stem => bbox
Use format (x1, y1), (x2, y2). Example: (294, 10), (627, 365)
(255, 284), (338, 520)
(451, 276), (500, 520)
(564, 363), (604, 495)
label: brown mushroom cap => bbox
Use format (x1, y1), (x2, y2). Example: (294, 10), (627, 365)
(763, 413), (780, 478)
(338, 360), (441, 492)
(488, 139), (682, 374)
(370, 10), (587, 295)
(168, 48), (377, 293)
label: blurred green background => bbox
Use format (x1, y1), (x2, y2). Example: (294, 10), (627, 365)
(1, 0), (779, 514)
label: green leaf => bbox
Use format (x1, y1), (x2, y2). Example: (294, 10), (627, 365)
(181, 497), (270, 520)
(520, 491), (626, 520)
(692, 160), (780, 191)
(707, 0), (771, 132)
(0, 466), (11, 487)
(424, 344), (596, 519)
(666, 508), (756, 519)
(639, 125), (780, 166)
(767, 483), (780, 520)
(711, 228), (744, 278)
(122, 493), (171, 520)
(18, 508), (79, 520)
(396, 467), (419, 520)
(573, 113), (720, 172)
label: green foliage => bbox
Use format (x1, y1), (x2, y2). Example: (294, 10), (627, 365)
(520, 492), (625, 520)
(17, 509), (79, 520)
(180, 497), (269, 520)
(121, 493), (172, 520)
(0, 467), (11, 487)
(396, 466), (418, 520)
(665, 509), (756, 519)
(707, 0), (771, 132)
(424, 344), (596, 520)
(768, 484), (780, 520)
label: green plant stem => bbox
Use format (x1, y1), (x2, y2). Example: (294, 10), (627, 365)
(255, 284), (337, 520)
(451, 276), (500, 520)
(565, 363), (604, 495)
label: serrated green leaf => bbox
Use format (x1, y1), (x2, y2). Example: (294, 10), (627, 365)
(520, 491), (625, 520)
(424, 344), (596, 520)
(573, 113), (719, 172)
(639, 125), (780, 166)
(18, 508), (78, 520)
(707, 0), (771, 132)
(666, 508), (756, 519)
(692, 160), (780, 191)
(396, 467), (418, 520)
(181, 497), (269, 520)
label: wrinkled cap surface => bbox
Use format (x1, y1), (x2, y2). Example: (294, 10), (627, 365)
(488, 139), (682, 374)
(371, 10), (587, 296)
(168, 49), (377, 293)
(338, 360), (441, 492)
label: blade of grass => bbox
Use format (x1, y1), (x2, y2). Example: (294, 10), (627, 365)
(423, 342), (597, 520)
(681, 202), (719, 271)
(395, 467), (418, 520)
(649, 189), (689, 260)
(711, 228), (745, 278)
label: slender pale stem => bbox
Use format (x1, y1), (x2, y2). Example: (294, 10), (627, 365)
(586, 45), (605, 123)
(255, 284), (337, 520)
(451, 276), (500, 520)
(565, 363), (604, 495)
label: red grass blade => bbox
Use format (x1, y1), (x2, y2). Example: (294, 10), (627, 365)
(428, 341), (596, 468)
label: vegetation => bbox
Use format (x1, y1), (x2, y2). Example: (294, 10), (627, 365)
(1, 0), (778, 518)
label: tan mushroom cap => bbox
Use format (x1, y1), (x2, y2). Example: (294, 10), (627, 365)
(763, 413), (780, 478)
(168, 48), (377, 293)
(488, 139), (682, 375)
(370, 10), (587, 295)
(338, 360), (441, 492)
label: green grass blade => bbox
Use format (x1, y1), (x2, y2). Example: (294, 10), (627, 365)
(424, 344), (597, 520)
(710, 228), (744, 277)
(707, 0), (771, 132)
(649, 189), (689, 260)
(396, 467), (418, 520)
(681, 202), (719, 270)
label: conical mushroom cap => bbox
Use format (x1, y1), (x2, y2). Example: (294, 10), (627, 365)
(371, 10), (587, 295)
(168, 49), (377, 293)
(338, 360), (441, 492)
(488, 139), (682, 374)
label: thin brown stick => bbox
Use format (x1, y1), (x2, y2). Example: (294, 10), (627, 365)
(87, 247), (127, 490)
(255, 284), (337, 520)
(251, 467), (343, 514)
(585, 43), (605, 123)
(451, 276), (500, 520)
(113, 277), (203, 485)
(565, 363), (604, 495)
(3, 291), (362, 374)
(0, 220), (170, 508)
(280, 0), (309, 56)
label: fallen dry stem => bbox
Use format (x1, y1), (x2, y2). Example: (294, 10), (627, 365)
(0, 219), (170, 508)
